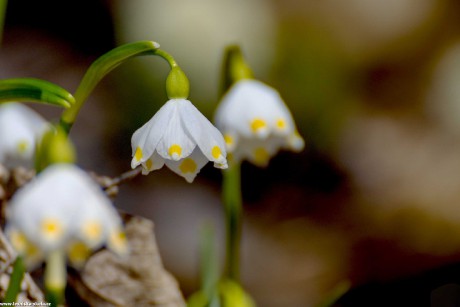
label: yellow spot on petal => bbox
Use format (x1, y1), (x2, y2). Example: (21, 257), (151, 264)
(41, 218), (63, 241)
(145, 159), (153, 170)
(25, 244), (40, 259)
(68, 241), (91, 266)
(109, 230), (128, 255)
(168, 144), (182, 159)
(135, 147), (143, 161)
(250, 118), (267, 133)
(253, 147), (270, 166)
(224, 134), (234, 146)
(276, 118), (286, 129)
(211, 146), (222, 159)
(10, 230), (28, 253)
(17, 140), (29, 154)
(82, 221), (102, 243)
(179, 158), (197, 174)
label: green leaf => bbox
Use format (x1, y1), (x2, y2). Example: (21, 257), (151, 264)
(3, 256), (25, 303)
(0, 78), (75, 108)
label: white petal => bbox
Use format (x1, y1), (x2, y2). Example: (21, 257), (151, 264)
(179, 100), (227, 167)
(164, 148), (209, 183)
(73, 191), (119, 248)
(131, 100), (176, 167)
(156, 99), (196, 161)
(141, 151), (165, 175)
(237, 136), (285, 167)
(215, 80), (296, 139)
(285, 131), (305, 152)
(0, 103), (48, 168)
(221, 131), (239, 153)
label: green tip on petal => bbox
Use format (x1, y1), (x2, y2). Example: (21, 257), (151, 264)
(0, 78), (75, 108)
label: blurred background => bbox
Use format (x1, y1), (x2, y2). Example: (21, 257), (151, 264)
(3, 0), (460, 306)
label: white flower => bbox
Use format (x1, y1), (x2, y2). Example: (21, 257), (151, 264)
(131, 99), (228, 182)
(5, 164), (127, 268)
(214, 79), (304, 166)
(0, 103), (49, 168)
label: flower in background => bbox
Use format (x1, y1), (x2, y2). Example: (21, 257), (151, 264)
(0, 103), (49, 169)
(215, 79), (304, 166)
(131, 98), (228, 183)
(5, 164), (127, 268)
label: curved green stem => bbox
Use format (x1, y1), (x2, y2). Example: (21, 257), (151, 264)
(222, 163), (242, 281)
(59, 40), (185, 133)
(59, 41), (160, 132)
(153, 48), (178, 68)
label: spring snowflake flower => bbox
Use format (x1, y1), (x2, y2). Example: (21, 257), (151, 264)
(215, 79), (304, 166)
(131, 99), (228, 182)
(5, 164), (127, 268)
(0, 103), (49, 168)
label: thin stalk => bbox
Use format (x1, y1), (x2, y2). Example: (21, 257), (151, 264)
(222, 163), (242, 281)
(45, 250), (66, 307)
(59, 41), (183, 134)
(59, 41), (160, 133)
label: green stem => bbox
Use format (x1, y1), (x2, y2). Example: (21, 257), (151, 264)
(45, 250), (66, 307)
(222, 163), (242, 281)
(59, 40), (160, 133)
(220, 45), (253, 96)
(59, 41), (184, 133)
(3, 256), (25, 303)
(153, 48), (178, 68)
(200, 224), (218, 298)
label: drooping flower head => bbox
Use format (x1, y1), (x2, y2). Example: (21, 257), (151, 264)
(131, 66), (227, 182)
(0, 103), (49, 168)
(131, 99), (228, 182)
(215, 79), (304, 167)
(5, 164), (127, 268)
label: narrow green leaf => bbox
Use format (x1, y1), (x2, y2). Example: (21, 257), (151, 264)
(0, 78), (75, 108)
(3, 256), (25, 303)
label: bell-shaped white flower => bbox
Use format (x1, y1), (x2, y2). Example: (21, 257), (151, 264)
(131, 98), (228, 182)
(0, 103), (49, 168)
(5, 164), (127, 268)
(214, 79), (304, 166)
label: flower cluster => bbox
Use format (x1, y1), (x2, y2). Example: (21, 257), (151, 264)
(215, 79), (304, 166)
(131, 98), (228, 182)
(5, 164), (127, 268)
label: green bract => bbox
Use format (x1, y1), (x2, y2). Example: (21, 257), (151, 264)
(166, 66), (190, 99)
(35, 126), (76, 173)
(0, 78), (75, 108)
